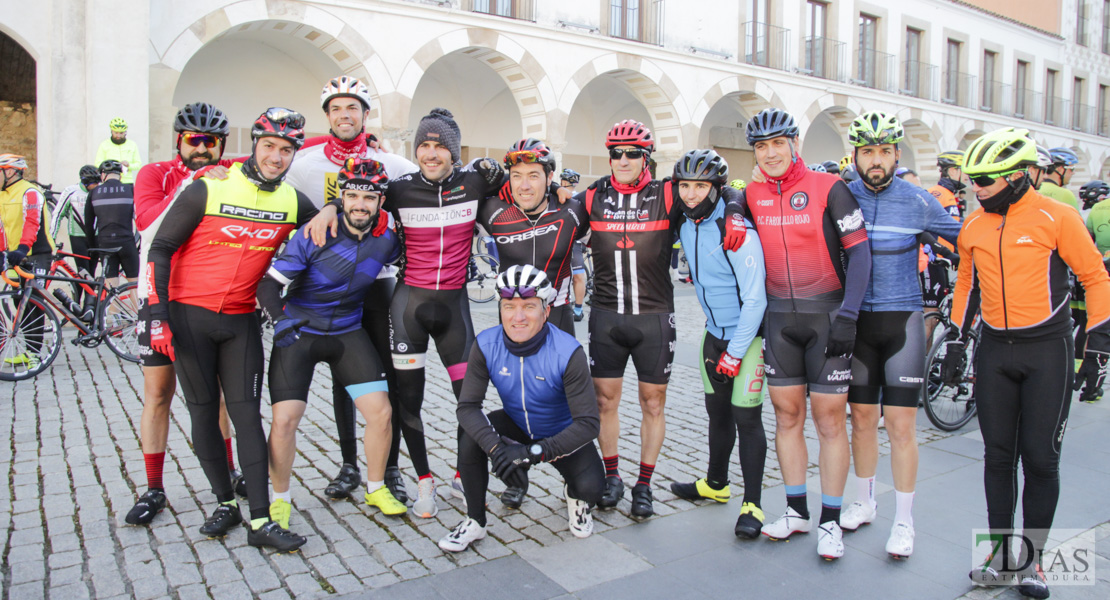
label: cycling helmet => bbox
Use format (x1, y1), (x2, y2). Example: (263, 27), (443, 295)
(251, 107), (306, 150)
(745, 108), (799, 145)
(605, 120), (654, 152)
(504, 138), (556, 174)
(79, 165), (100, 186)
(847, 111), (904, 147)
(98, 160), (123, 175)
(1048, 146), (1079, 167)
(962, 128), (1038, 176)
(559, 168), (581, 185)
(728, 178), (747, 190)
(840, 164), (860, 183)
(937, 150), (964, 169)
(109, 118), (128, 132)
(838, 155), (854, 172)
(174, 102), (230, 136)
(0, 154), (28, 170)
(673, 149), (729, 185)
(821, 160), (840, 175)
(807, 163), (827, 173)
(337, 158), (388, 192)
(1034, 145), (1053, 169)
(1080, 180), (1110, 209)
(496, 264), (556, 308)
(321, 76), (373, 112)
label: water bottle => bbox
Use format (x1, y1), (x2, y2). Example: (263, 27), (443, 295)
(52, 288), (84, 316)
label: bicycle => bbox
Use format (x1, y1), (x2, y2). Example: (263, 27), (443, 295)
(466, 252), (500, 303)
(0, 247), (141, 381)
(922, 293), (981, 431)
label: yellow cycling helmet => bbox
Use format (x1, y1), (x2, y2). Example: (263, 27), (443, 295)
(110, 118), (128, 132)
(936, 150), (964, 169)
(962, 128), (1038, 176)
(728, 178), (747, 190)
(847, 111), (904, 147)
(838, 155), (853, 172)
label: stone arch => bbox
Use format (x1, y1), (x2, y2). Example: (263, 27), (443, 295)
(692, 78), (784, 183)
(953, 122), (988, 150)
(0, 30), (38, 177)
(1099, 154), (1110, 180)
(896, 112), (943, 183)
(1070, 145), (1092, 182)
(799, 96), (865, 162)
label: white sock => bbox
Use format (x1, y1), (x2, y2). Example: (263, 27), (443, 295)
(894, 490), (914, 526)
(367, 480), (384, 492)
(856, 475), (876, 508)
(273, 489), (291, 503)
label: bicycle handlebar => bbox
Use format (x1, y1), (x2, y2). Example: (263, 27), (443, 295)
(0, 265), (31, 287)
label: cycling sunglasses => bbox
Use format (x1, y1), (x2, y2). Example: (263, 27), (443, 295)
(609, 148), (647, 160)
(181, 133), (221, 149)
(263, 107), (306, 129)
(969, 169), (1024, 187)
(505, 150), (545, 165)
(498, 285), (537, 300)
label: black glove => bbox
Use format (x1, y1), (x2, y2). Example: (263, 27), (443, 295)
(1074, 351), (1108, 403)
(489, 443), (531, 481)
(5, 245), (28, 269)
(475, 158), (504, 189)
(824, 315), (857, 358)
(273, 317), (308, 349)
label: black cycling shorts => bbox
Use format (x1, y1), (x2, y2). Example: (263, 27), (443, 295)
(762, 310), (852, 394)
(920, 262), (949, 309)
(588, 308), (675, 384)
(269, 329), (388, 403)
(549, 304), (575, 337)
(99, 236), (139, 279)
(848, 311), (925, 407)
(137, 299), (173, 368)
(571, 241), (586, 275)
(390, 283), (474, 378)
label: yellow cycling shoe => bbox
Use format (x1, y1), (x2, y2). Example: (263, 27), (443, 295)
(669, 478), (731, 503)
(3, 352), (37, 366)
(269, 498), (292, 530)
(734, 502), (765, 539)
(365, 486), (408, 516)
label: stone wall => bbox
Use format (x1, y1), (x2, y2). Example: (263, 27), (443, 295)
(0, 102), (37, 180)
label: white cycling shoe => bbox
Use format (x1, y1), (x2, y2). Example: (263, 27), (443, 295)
(817, 521), (845, 560)
(839, 500), (876, 531)
(761, 507), (812, 540)
(885, 521), (915, 558)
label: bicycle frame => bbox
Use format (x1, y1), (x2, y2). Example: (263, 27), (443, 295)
(1, 263), (115, 341)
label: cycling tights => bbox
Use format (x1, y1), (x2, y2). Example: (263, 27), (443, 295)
(170, 302), (269, 520)
(976, 333), (1073, 560)
(390, 283), (474, 477)
(700, 331), (766, 504)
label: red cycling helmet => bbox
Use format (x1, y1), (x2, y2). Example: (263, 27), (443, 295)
(337, 158), (389, 192)
(605, 120), (654, 152)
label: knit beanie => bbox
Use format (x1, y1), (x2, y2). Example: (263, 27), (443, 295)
(414, 108), (462, 165)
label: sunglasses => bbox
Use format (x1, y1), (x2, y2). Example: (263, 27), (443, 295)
(264, 107), (306, 129)
(970, 170), (1025, 188)
(181, 133), (221, 149)
(609, 148), (647, 160)
(498, 285), (538, 300)
(505, 150), (546, 165)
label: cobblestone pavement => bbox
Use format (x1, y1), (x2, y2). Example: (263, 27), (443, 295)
(0, 291), (959, 599)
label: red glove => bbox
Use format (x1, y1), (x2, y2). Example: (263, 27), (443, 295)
(716, 351), (742, 378)
(149, 319), (176, 362)
(721, 209), (747, 252)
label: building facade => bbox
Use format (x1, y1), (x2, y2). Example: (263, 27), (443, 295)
(3, 0), (1110, 188)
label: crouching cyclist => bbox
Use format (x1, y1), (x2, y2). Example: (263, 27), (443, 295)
(440, 265), (604, 552)
(667, 150), (769, 539)
(258, 159), (407, 536)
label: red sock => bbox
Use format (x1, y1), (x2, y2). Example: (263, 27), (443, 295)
(144, 452), (166, 490)
(637, 462), (655, 487)
(224, 438), (235, 471)
(603, 455), (619, 478)
(419, 473), (433, 481)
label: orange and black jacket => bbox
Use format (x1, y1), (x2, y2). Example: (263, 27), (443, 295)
(952, 188), (1110, 348)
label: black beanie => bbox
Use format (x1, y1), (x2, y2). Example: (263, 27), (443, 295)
(414, 108), (462, 166)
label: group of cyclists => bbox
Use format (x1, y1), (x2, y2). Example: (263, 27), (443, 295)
(2, 71), (1107, 598)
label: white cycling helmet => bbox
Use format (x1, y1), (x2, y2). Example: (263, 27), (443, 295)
(496, 264), (556, 307)
(321, 76), (373, 112)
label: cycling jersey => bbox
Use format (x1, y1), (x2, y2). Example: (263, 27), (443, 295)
(952, 187), (1110, 341)
(1038, 180), (1080, 212)
(0, 178), (54, 256)
(84, 180), (135, 242)
(386, 168), (501, 290)
(476, 184), (589, 307)
(579, 177), (681, 314)
(927, 183), (963, 220)
(51, 184), (88, 239)
(147, 163), (318, 315)
(285, 139), (417, 208)
(263, 219), (400, 336)
(677, 200), (767, 359)
(1086, 198), (1110, 259)
(95, 138), (143, 184)
(849, 176), (961, 312)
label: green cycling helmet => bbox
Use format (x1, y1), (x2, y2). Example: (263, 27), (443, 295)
(847, 111), (904, 147)
(961, 128), (1038, 176)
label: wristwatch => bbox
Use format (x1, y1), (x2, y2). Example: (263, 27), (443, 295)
(528, 443), (543, 463)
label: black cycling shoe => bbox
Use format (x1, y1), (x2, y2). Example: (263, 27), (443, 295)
(500, 483), (528, 509)
(384, 466), (408, 504)
(669, 481), (700, 501)
(1017, 565), (1050, 599)
(125, 489), (167, 525)
(230, 469), (248, 498)
(199, 504), (243, 538)
(324, 464), (361, 499)
(598, 476), (624, 509)
(630, 483), (653, 518)
(247, 521), (307, 553)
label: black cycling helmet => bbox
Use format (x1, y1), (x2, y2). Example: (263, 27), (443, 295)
(821, 160), (840, 175)
(808, 163), (827, 173)
(745, 108), (799, 145)
(174, 102), (230, 136)
(251, 107), (306, 150)
(840, 164), (860, 183)
(79, 165), (100, 186)
(673, 149), (729, 185)
(1080, 179), (1110, 209)
(560, 168), (580, 185)
(504, 138), (556, 174)
(98, 160), (123, 175)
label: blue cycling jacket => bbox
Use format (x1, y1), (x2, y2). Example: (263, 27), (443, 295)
(848, 176), (962, 312)
(268, 219), (400, 335)
(678, 199), (767, 357)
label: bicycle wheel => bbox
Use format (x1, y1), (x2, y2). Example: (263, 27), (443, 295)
(467, 253), (500, 303)
(99, 281), (141, 363)
(923, 325), (978, 431)
(0, 290), (62, 381)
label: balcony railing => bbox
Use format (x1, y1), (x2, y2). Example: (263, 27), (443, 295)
(1073, 103), (1096, 134)
(1044, 96), (1069, 128)
(900, 61), (936, 101)
(608, 0), (664, 46)
(980, 81), (1011, 115)
(942, 71), (976, 108)
(468, 0), (535, 21)
(801, 36), (846, 82)
(1013, 88), (1041, 121)
(1099, 109), (1110, 136)
(852, 48), (895, 92)
(742, 21), (790, 71)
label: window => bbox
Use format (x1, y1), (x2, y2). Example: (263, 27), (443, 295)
(750, 0), (770, 23)
(804, 1), (829, 76)
(1074, 77), (1087, 129)
(858, 14), (879, 87)
(1015, 60), (1030, 117)
(904, 27), (923, 95)
(1079, 1), (1089, 46)
(472, 0), (533, 19)
(1104, 0), (1110, 53)
(981, 51), (997, 110)
(1099, 84), (1109, 135)
(1046, 69), (1059, 124)
(608, 0), (662, 44)
(944, 39), (961, 103)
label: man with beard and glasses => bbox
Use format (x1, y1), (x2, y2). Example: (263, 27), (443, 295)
(126, 102), (243, 526)
(286, 76), (418, 502)
(838, 112), (961, 559)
